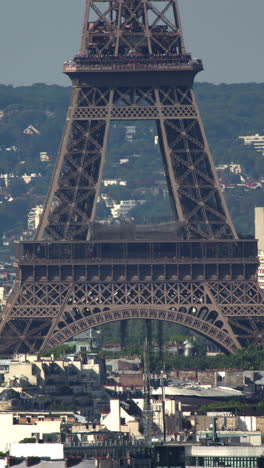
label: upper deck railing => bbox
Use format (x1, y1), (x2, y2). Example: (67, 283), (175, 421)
(64, 54), (203, 74)
(15, 239), (258, 265)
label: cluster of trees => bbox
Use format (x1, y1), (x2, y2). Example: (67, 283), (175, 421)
(0, 82), (263, 238)
(101, 319), (192, 346)
(0, 84), (70, 177)
(198, 400), (264, 415)
(41, 324), (264, 373)
(99, 339), (264, 372)
(100, 320), (264, 371)
(39, 343), (76, 358)
(150, 346), (264, 372)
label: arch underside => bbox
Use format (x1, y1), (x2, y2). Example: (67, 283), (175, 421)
(46, 306), (238, 353)
(1, 279), (264, 355)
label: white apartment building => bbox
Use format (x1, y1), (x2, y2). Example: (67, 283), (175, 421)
(10, 443), (63, 460)
(132, 397), (182, 435)
(100, 399), (140, 436)
(0, 412), (61, 452)
(216, 163), (242, 174)
(0, 287), (5, 307)
(22, 173), (41, 184)
(120, 158), (129, 164)
(40, 151), (50, 162)
(125, 125), (136, 142)
(0, 173), (41, 187)
(23, 124), (40, 135)
(239, 133), (264, 155)
(27, 205), (43, 231)
(186, 445), (264, 468)
(101, 195), (146, 218)
(0, 173), (15, 187)
(103, 179), (127, 187)
(110, 199), (146, 218)
(255, 207), (264, 289)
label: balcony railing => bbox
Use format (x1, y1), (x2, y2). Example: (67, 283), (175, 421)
(17, 256), (257, 266)
(64, 55), (203, 73)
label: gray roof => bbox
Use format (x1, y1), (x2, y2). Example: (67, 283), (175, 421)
(5, 461), (95, 468)
(73, 413), (87, 423)
(0, 388), (20, 401)
(152, 385), (244, 398)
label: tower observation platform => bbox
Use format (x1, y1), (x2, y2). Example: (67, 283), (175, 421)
(64, 54), (203, 87)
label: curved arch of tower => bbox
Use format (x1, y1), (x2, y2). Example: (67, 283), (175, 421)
(0, 0), (264, 355)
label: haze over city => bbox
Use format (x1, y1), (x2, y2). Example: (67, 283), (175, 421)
(0, 0), (264, 86)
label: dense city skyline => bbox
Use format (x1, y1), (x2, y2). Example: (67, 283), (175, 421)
(0, 0), (263, 86)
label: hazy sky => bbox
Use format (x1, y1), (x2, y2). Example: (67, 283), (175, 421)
(0, 0), (263, 86)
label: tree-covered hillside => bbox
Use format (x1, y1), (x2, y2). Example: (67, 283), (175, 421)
(196, 82), (264, 178)
(0, 82), (263, 239)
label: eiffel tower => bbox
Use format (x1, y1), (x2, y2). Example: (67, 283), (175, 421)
(0, 0), (263, 355)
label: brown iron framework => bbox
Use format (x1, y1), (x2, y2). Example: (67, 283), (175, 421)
(0, 0), (263, 355)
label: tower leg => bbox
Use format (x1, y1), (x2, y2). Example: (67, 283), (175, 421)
(36, 87), (114, 241)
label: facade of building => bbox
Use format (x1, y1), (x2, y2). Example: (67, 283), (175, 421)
(239, 133), (264, 155)
(0, 412), (61, 452)
(216, 164), (242, 174)
(103, 179), (127, 187)
(100, 196), (146, 219)
(185, 445), (264, 468)
(255, 207), (264, 289)
(27, 205), (44, 231)
(125, 125), (136, 142)
(40, 152), (51, 162)
(10, 443), (63, 460)
(23, 125), (40, 136)
(110, 199), (146, 218)
(152, 399), (182, 435)
(4, 354), (102, 392)
(100, 398), (140, 436)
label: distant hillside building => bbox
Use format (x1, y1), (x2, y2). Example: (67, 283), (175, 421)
(125, 125), (136, 142)
(110, 199), (146, 218)
(239, 133), (264, 155)
(22, 173), (41, 184)
(23, 124), (40, 135)
(40, 152), (51, 162)
(103, 179), (127, 187)
(119, 158), (129, 164)
(216, 163), (242, 174)
(27, 205), (43, 231)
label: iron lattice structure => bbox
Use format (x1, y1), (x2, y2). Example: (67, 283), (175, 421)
(0, 0), (264, 354)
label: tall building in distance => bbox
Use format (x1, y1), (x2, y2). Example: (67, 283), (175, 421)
(255, 207), (264, 289)
(239, 134), (264, 155)
(27, 205), (44, 232)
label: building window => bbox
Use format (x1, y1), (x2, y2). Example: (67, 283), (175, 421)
(188, 455), (259, 467)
